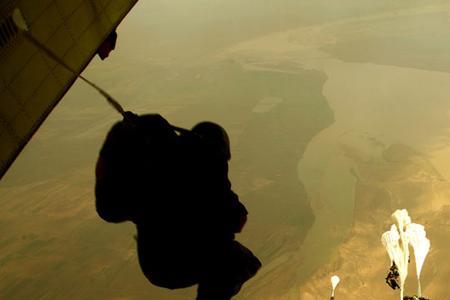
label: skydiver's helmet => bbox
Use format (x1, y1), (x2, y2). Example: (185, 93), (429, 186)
(191, 121), (231, 161)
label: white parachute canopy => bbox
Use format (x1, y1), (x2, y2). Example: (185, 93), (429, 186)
(406, 223), (431, 297)
(381, 224), (401, 265)
(394, 209), (411, 299)
(407, 223), (431, 278)
(330, 275), (340, 297)
(381, 209), (431, 299)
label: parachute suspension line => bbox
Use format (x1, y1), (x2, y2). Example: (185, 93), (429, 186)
(12, 8), (126, 118)
(25, 32), (126, 116)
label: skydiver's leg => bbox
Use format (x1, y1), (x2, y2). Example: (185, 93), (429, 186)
(196, 241), (261, 300)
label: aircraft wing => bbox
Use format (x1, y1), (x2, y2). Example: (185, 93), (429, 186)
(0, 0), (139, 180)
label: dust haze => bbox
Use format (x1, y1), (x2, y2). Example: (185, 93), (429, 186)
(1, 1), (450, 299)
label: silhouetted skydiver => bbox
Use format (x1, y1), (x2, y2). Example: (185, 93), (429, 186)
(385, 261), (400, 290)
(95, 113), (261, 300)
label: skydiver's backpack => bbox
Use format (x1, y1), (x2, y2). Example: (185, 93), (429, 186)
(95, 112), (180, 223)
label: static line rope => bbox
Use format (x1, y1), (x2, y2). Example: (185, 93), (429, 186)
(12, 8), (126, 118)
